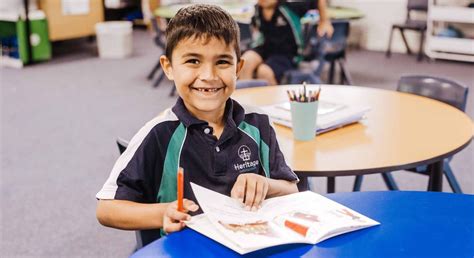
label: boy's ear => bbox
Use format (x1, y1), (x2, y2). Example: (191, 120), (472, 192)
(160, 55), (174, 80)
(236, 59), (245, 78)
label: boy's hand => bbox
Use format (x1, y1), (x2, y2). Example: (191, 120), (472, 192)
(231, 173), (269, 211)
(163, 199), (199, 233)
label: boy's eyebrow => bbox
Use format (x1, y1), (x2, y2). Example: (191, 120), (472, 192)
(217, 54), (234, 59)
(182, 53), (202, 58)
(181, 53), (234, 59)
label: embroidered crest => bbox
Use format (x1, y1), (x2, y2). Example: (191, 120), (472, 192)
(238, 145), (251, 161)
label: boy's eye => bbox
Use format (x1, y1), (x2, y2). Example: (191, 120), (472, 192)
(185, 59), (200, 64)
(217, 60), (232, 65)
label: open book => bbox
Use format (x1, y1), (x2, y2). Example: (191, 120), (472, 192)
(186, 183), (380, 254)
(261, 101), (370, 135)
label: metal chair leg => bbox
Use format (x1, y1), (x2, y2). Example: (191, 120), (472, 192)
(386, 27), (394, 58)
(417, 29), (425, 62)
(443, 162), (463, 194)
(338, 59), (353, 85)
(381, 172), (399, 190)
(169, 85), (176, 97)
(328, 60), (336, 84)
(353, 175), (363, 191)
(153, 70), (166, 88)
(399, 28), (412, 55)
(147, 60), (161, 80)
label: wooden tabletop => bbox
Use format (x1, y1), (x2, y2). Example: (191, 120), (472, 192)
(233, 85), (473, 177)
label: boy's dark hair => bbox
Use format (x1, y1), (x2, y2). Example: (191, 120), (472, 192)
(165, 4), (241, 61)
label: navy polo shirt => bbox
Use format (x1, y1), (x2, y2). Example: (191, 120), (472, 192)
(251, 1), (317, 59)
(96, 98), (298, 207)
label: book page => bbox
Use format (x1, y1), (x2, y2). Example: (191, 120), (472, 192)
(260, 191), (380, 244)
(276, 101), (346, 115)
(190, 183), (305, 250)
(261, 102), (370, 133)
(190, 183), (379, 252)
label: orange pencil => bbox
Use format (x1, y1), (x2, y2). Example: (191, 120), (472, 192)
(177, 167), (184, 212)
(315, 87), (321, 101)
(284, 220), (309, 237)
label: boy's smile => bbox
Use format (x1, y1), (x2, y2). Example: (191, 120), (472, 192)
(160, 36), (244, 121)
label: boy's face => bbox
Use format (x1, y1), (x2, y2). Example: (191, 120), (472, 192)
(161, 36), (243, 118)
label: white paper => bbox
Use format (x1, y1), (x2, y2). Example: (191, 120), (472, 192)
(261, 102), (370, 134)
(187, 183), (380, 254)
(62, 0), (90, 15)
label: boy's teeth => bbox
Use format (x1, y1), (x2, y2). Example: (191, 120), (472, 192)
(197, 88), (219, 92)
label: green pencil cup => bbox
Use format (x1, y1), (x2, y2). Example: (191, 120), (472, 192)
(290, 101), (319, 141)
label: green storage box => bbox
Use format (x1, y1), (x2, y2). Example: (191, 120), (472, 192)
(0, 11), (52, 65)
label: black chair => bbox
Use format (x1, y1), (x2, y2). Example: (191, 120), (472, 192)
(282, 23), (327, 85)
(323, 20), (353, 85)
(236, 79), (269, 89)
(116, 138), (162, 249)
(353, 75), (469, 193)
(386, 0), (428, 62)
(238, 22), (253, 53)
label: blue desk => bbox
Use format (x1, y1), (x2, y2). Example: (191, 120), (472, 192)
(130, 191), (474, 258)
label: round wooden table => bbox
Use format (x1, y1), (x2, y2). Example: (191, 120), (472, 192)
(233, 85), (473, 192)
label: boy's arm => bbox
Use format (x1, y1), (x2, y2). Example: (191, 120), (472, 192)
(266, 177), (298, 198)
(96, 199), (198, 232)
(96, 199), (167, 230)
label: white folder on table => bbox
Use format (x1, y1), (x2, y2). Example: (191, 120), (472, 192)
(261, 101), (370, 135)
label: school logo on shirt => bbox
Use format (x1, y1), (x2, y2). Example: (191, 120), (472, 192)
(234, 145), (259, 173)
(276, 16), (287, 26)
(238, 145), (251, 161)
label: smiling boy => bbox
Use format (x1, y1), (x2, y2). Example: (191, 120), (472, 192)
(96, 4), (298, 245)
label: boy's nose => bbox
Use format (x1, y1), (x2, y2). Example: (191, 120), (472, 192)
(198, 65), (218, 81)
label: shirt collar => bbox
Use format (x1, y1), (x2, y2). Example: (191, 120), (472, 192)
(171, 97), (245, 129)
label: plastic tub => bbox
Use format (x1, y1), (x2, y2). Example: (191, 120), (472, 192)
(95, 21), (133, 58)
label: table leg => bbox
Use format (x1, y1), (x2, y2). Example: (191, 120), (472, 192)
(297, 176), (309, 191)
(327, 177), (336, 193)
(427, 160), (443, 192)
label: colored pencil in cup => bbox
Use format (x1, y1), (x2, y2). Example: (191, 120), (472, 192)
(315, 87), (321, 101)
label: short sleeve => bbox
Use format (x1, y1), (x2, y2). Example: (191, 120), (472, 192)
(96, 130), (161, 203)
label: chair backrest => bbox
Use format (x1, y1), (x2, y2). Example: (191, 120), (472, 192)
(397, 75), (469, 111)
(407, 0), (429, 11)
(116, 138), (128, 154)
(236, 79), (269, 89)
(323, 20), (350, 58)
(115, 138), (162, 250)
(238, 22), (252, 52)
(286, 22), (330, 82)
(406, 0), (428, 21)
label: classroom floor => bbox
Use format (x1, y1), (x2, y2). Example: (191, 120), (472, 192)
(1, 29), (472, 257)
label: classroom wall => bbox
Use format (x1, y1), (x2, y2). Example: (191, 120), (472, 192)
(331, 0), (413, 52)
(331, 0), (471, 52)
